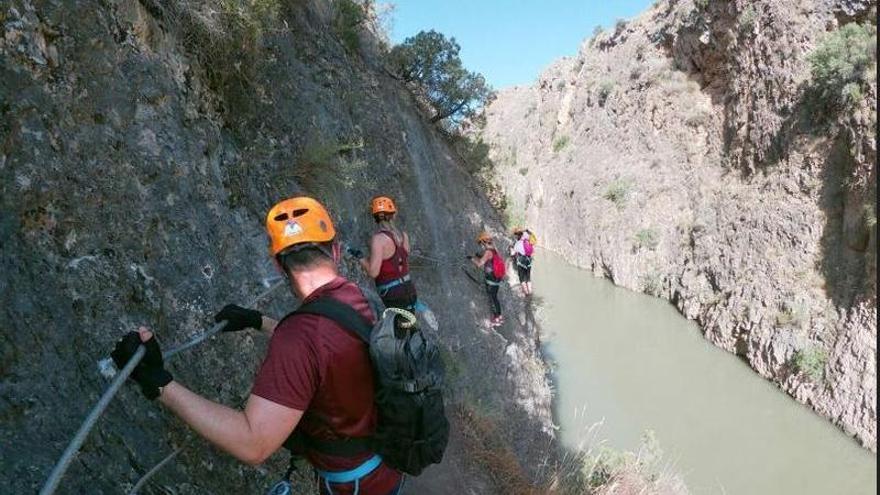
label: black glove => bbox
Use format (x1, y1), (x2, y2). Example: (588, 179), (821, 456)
(214, 304), (262, 332)
(111, 332), (173, 400)
(465, 255), (473, 260)
(346, 246), (365, 259)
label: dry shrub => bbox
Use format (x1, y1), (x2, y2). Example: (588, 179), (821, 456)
(456, 405), (550, 495)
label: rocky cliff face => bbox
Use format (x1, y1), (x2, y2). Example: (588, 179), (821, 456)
(0, 1), (555, 493)
(483, 0), (876, 450)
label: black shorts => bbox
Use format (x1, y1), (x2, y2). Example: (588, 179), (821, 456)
(380, 280), (418, 311)
(516, 265), (531, 283)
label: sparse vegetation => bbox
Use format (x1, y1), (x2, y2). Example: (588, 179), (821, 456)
(685, 106), (712, 127)
(552, 135), (570, 152)
(792, 347), (828, 383)
(695, 0), (709, 9)
(451, 134), (494, 175)
(518, 167), (529, 176)
(388, 30), (495, 126)
(630, 64), (644, 80)
(504, 201), (525, 230)
(163, 0), (281, 125)
(865, 203), (877, 229)
(634, 228), (659, 251)
(292, 137), (368, 197)
(739, 5), (758, 30)
(662, 69), (700, 96)
(598, 80), (615, 105)
(615, 19), (628, 32)
(583, 430), (685, 492)
(332, 0), (366, 52)
(641, 271), (664, 296)
(775, 303), (806, 328)
(438, 345), (464, 384)
(604, 178), (632, 208)
(808, 22), (877, 111)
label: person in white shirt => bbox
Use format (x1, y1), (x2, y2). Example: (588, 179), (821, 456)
(510, 228), (533, 296)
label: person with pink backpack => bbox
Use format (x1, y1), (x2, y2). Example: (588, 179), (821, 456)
(510, 227), (534, 296)
(468, 231), (506, 327)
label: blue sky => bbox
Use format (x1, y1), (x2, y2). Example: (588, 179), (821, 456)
(389, 0), (654, 89)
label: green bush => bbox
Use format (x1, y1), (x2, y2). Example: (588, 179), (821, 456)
(598, 81), (615, 105)
(518, 167), (529, 176)
(775, 304), (806, 328)
(615, 19), (627, 32)
(864, 203), (877, 229)
(170, 0), (280, 125)
(552, 135), (570, 152)
(603, 179), (631, 208)
(792, 347), (828, 383)
(739, 5), (758, 30)
(808, 22), (877, 110)
(641, 271), (664, 296)
(388, 30), (494, 126)
(332, 0), (366, 52)
(451, 134), (494, 175)
(634, 228), (659, 250)
(503, 200), (525, 229)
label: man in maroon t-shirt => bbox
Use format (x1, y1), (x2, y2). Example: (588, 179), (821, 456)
(111, 197), (403, 494)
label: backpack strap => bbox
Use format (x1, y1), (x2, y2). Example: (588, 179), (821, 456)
(284, 297), (376, 458)
(294, 296), (373, 344)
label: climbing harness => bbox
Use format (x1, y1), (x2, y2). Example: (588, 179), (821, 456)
(265, 480), (294, 495)
(264, 457), (299, 495)
(39, 280), (285, 495)
(375, 274), (411, 295)
(317, 454), (383, 495)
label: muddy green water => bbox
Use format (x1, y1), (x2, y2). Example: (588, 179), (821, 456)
(534, 249), (876, 495)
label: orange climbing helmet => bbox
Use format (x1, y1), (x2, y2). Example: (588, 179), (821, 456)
(265, 196), (336, 256)
(371, 196), (397, 215)
(477, 231), (492, 243)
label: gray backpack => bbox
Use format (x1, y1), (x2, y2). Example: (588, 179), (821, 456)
(291, 297), (449, 475)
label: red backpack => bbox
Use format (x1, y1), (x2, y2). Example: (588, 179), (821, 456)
(490, 249), (506, 279)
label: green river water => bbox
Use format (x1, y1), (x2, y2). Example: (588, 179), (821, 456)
(533, 248), (877, 495)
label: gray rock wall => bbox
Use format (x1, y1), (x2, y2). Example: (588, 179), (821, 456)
(483, 0), (876, 451)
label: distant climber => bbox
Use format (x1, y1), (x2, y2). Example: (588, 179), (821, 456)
(350, 196), (420, 312)
(111, 197), (404, 495)
(509, 227), (534, 296)
(468, 231), (505, 327)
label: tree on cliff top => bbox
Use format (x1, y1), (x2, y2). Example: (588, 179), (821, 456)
(388, 30), (495, 126)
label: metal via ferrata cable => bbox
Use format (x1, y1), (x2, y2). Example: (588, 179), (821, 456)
(39, 280), (285, 495)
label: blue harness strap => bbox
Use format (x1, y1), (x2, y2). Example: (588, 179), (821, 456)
(375, 274), (411, 294)
(316, 454), (383, 484)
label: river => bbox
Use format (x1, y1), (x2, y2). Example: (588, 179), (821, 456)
(533, 248), (877, 494)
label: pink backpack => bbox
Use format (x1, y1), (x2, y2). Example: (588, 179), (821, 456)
(523, 239), (534, 257)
